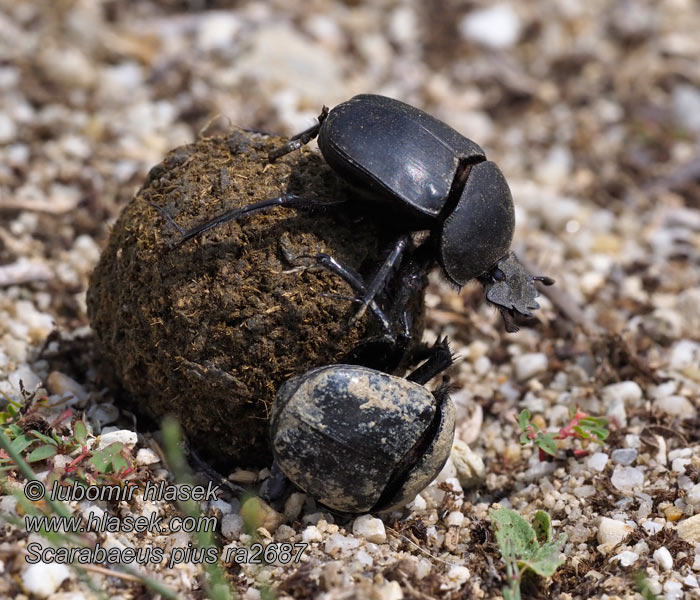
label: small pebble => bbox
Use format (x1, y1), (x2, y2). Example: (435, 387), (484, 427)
(611, 449), (638, 466)
(97, 429), (137, 449)
(587, 452), (609, 472)
(302, 525), (323, 543)
(459, 4), (521, 48)
(601, 381), (642, 406)
(451, 440), (485, 488)
(22, 562), (71, 598)
(653, 546), (673, 571)
(353, 515), (386, 544)
(677, 515), (700, 542)
(654, 395), (697, 418)
(597, 517), (634, 547)
(221, 514), (244, 540)
(513, 353), (548, 381)
(664, 506), (683, 522)
(612, 551), (639, 567)
(135, 448), (160, 466)
(445, 511), (464, 528)
(663, 580), (683, 600)
(445, 565), (470, 586)
(610, 465), (644, 490)
(325, 533), (360, 556)
(373, 580), (403, 600)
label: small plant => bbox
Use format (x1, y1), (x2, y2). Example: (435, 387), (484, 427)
(517, 407), (609, 460)
(0, 384), (134, 484)
(490, 507), (566, 600)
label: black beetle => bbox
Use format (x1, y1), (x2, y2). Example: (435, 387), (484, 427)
(269, 337), (455, 513)
(151, 94), (553, 334)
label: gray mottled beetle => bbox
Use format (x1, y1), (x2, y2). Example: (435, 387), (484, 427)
(269, 338), (455, 513)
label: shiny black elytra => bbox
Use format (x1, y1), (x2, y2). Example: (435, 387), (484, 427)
(151, 94), (553, 338)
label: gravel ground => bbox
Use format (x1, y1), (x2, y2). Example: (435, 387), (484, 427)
(1, 1), (699, 599)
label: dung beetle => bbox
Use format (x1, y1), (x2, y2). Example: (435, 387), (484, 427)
(269, 338), (455, 513)
(151, 94), (553, 333)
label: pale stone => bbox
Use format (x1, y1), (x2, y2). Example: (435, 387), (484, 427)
(97, 429), (137, 449)
(353, 515), (386, 544)
(597, 517), (633, 547)
(451, 440), (486, 488)
(677, 514), (700, 542)
(302, 525), (323, 543)
(325, 533), (361, 556)
(653, 546), (673, 571)
(513, 353), (548, 381)
(22, 562), (71, 598)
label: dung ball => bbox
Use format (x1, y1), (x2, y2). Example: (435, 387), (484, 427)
(87, 129), (426, 469)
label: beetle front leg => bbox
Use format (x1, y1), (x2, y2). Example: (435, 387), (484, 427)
(268, 106), (330, 162)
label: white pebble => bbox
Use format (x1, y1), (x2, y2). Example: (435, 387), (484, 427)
(407, 494), (427, 511)
(672, 458), (691, 473)
(446, 565), (470, 586)
(663, 579), (683, 600)
(135, 448), (160, 466)
(513, 353), (548, 381)
(642, 521), (664, 535)
(302, 525), (323, 543)
(669, 340), (700, 371)
(445, 511), (464, 528)
(654, 395), (696, 418)
(355, 548), (373, 567)
(597, 517), (634, 547)
(601, 381), (642, 406)
(209, 499), (233, 515)
(654, 546), (673, 571)
(8, 366), (42, 393)
(687, 484), (700, 506)
(612, 551), (639, 567)
(353, 515), (386, 544)
(459, 4), (520, 48)
(22, 562), (71, 598)
(325, 533), (360, 556)
(97, 429), (137, 449)
(587, 452), (609, 472)
(610, 465), (644, 490)
(0, 113), (16, 144)
(46, 371), (87, 404)
(683, 574), (698, 588)
(373, 580), (403, 600)
(451, 440), (486, 488)
(275, 524), (295, 541)
(221, 514), (244, 539)
(611, 449), (638, 465)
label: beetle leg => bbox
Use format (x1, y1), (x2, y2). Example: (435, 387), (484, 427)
(259, 461), (291, 503)
(299, 252), (394, 336)
(406, 336), (454, 385)
(149, 193), (346, 247)
(350, 234), (412, 325)
(268, 106), (330, 162)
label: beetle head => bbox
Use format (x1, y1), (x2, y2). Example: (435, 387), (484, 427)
(481, 252), (554, 332)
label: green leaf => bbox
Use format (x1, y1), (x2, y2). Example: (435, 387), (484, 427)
(519, 432), (531, 445)
(522, 535), (567, 577)
(518, 410), (531, 431)
(73, 420), (87, 444)
(536, 433), (557, 456)
(532, 510), (552, 544)
(30, 430), (58, 446)
(11, 434), (36, 454)
(26, 444), (58, 463)
(490, 507), (539, 561)
(490, 508), (566, 579)
(89, 442), (125, 473)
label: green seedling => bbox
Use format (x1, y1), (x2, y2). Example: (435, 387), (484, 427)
(518, 407), (608, 460)
(490, 507), (566, 600)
